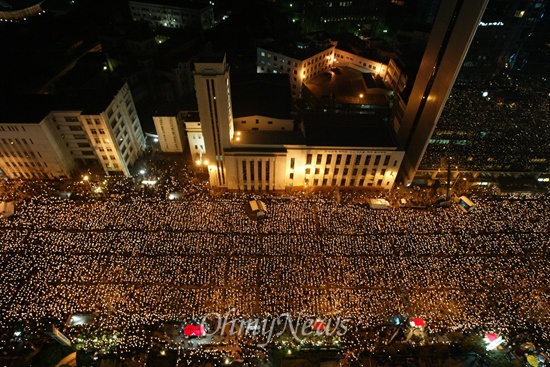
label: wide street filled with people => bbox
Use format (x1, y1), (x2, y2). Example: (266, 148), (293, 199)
(422, 75), (550, 173)
(0, 157), (549, 365)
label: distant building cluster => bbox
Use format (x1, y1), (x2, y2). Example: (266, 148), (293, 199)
(129, 0), (214, 30)
(0, 83), (146, 179)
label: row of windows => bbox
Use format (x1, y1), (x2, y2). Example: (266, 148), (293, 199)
(2, 160), (48, 168)
(1, 138), (34, 146)
(301, 153), (394, 167)
(301, 177), (387, 187)
(0, 150), (42, 159)
(0, 125), (26, 132)
(241, 160), (271, 182)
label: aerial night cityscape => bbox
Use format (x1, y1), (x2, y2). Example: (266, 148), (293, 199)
(0, 0), (549, 366)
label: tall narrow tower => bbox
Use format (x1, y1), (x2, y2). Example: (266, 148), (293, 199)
(396, 0), (489, 183)
(194, 54), (234, 187)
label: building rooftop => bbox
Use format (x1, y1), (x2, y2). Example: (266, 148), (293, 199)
(232, 130), (305, 147)
(304, 66), (388, 107)
(231, 74), (293, 120)
(260, 41), (334, 61)
(302, 112), (399, 148)
(129, 0), (212, 11)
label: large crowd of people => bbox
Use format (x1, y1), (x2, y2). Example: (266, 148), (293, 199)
(421, 75), (550, 173)
(0, 158), (549, 362)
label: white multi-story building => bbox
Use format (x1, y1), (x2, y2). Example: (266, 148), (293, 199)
(256, 43), (336, 99)
(180, 111), (204, 160)
(194, 54), (404, 191)
(129, 0), (214, 30)
(0, 83), (145, 179)
(153, 108), (188, 153)
(0, 110), (75, 179)
(257, 40), (407, 99)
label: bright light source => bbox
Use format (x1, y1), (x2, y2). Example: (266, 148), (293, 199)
(204, 160), (209, 165)
(103, 66), (108, 71)
(359, 93), (364, 98)
(139, 169), (146, 175)
(485, 335), (504, 351)
(14, 331), (21, 337)
(482, 91), (489, 97)
(142, 180), (157, 186)
(196, 160), (202, 165)
(83, 175), (89, 181)
(154, 138), (159, 142)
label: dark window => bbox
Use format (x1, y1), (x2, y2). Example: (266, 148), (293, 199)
(69, 126), (83, 131)
(384, 156), (391, 166)
(316, 154), (322, 165)
(306, 154), (312, 164)
(336, 154), (342, 165)
(326, 154), (332, 164)
(374, 155), (381, 165)
(355, 155), (362, 165)
(290, 158), (295, 169)
(345, 155), (351, 165)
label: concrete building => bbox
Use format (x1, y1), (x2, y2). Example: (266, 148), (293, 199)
(194, 53), (404, 191)
(0, 103), (74, 179)
(257, 42), (337, 99)
(129, 0), (214, 30)
(0, 83), (146, 179)
(394, 0), (489, 183)
(257, 37), (407, 100)
(181, 111), (204, 160)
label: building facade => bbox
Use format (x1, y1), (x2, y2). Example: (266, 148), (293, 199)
(257, 44), (336, 99)
(0, 83), (145, 179)
(257, 41), (406, 99)
(153, 113), (187, 153)
(0, 117), (74, 179)
(195, 54), (404, 191)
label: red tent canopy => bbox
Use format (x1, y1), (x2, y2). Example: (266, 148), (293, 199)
(412, 318), (425, 327)
(184, 324), (205, 337)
